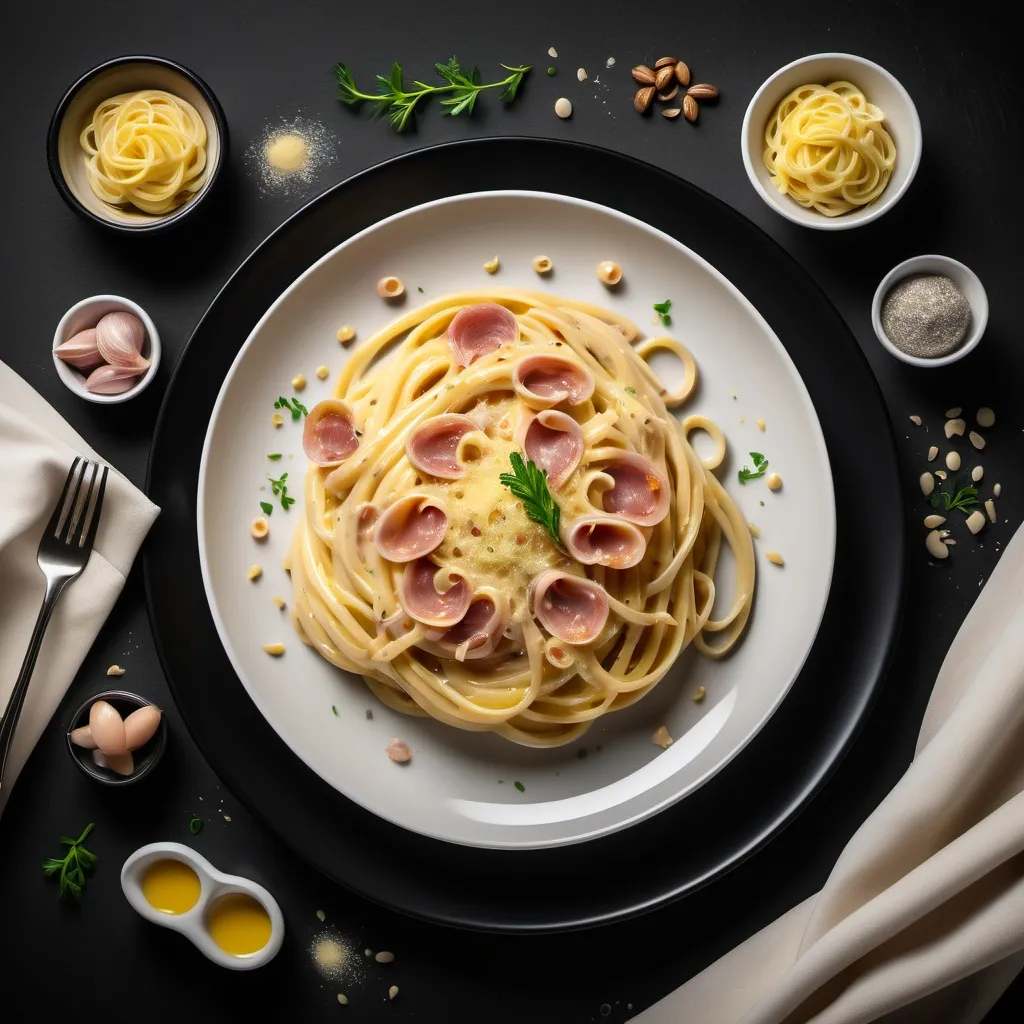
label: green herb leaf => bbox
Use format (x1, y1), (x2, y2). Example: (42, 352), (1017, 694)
(417, 286), (425, 293)
(514, 780), (525, 793)
(624, 385), (637, 396)
(43, 823), (97, 900)
(260, 501), (273, 516)
(331, 705), (339, 716)
(267, 453), (282, 461)
(738, 451), (769, 484)
(189, 818), (203, 835)
(653, 299), (672, 326)
(498, 452), (564, 551)
(939, 482), (979, 514)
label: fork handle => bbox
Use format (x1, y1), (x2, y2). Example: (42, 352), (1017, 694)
(0, 577), (69, 790)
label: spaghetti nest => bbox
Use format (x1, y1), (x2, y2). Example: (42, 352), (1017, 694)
(763, 81), (896, 217)
(80, 89), (208, 215)
(288, 291), (755, 747)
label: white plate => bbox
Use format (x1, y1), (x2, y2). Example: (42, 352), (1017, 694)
(198, 191), (835, 849)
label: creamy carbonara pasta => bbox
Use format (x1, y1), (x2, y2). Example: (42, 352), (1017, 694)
(763, 81), (895, 217)
(287, 291), (755, 747)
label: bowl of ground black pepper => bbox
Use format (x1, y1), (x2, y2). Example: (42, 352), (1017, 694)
(872, 254), (988, 367)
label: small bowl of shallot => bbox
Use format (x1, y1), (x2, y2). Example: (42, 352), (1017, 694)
(53, 294), (161, 404)
(67, 690), (167, 785)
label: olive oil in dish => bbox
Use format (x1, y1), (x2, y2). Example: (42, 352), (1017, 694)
(206, 893), (272, 956)
(141, 859), (201, 914)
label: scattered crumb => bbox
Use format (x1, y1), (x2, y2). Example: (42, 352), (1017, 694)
(106, 664), (126, 677)
(375, 951), (395, 963)
(365, 709), (374, 720)
(337, 994), (348, 1005)
(365, 949), (372, 957)
(548, 46), (558, 58)
(388, 986), (399, 1001)
(336, 325), (355, 344)
(316, 365), (329, 380)
(766, 551), (784, 566)
(693, 686), (706, 703)
(756, 418), (766, 431)
(577, 68), (588, 82)
(606, 57), (616, 68)
(273, 595), (286, 609)
(263, 642), (286, 656)
(483, 256), (500, 274)
(223, 814), (232, 822)
(386, 738), (412, 763)
(291, 374), (307, 391)
(271, 413), (284, 427)
(748, 522), (761, 538)
(739, 416), (745, 424)
(909, 414), (921, 425)
(651, 725), (673, 748)
(316, 909), (326, 922)
(247, 564), (263, 581)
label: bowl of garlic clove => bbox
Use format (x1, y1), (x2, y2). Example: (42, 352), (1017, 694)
(67, 690), (167, 785)
(53, 294), (161, 404)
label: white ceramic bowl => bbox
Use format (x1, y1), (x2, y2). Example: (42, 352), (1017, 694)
(52, 294), (161, 403)
(120, 842), (284, 970)
(741, 53), (922, 230)
(871, 255), (988, 366)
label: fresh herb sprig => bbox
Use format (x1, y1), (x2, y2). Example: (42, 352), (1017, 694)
(931, 481), (979, 514)
(42, 823), (97, 900)
(653, 299), (672, 326)
(738, 452), (768, 484)
(499, 452), (564, 551)
(267, 472), (296, 511)
(334, 57), (530, 132)
(274, 396), (307, 421)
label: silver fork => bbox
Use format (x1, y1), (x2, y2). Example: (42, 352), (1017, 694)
(0, 458), (109, 791)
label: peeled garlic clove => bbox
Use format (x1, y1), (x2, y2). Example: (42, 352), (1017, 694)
(70, 725), (98, 749)
(85, 363), (142, 395)
(124, 705), (161, 750)
(89, 699), (127, 755)
(95, 311), (150, 370)
(55, 328), (105, 371)
(93, 748), (134, 776)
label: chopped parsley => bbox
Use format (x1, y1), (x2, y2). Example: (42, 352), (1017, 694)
(188, 818), (203, 835)
(331, 705), (338, 716)
(738, 451), (768, 484)
(513, 780), (525, 793)
(653, 299), (672, 326)
(267, 472), (296, 511)
(260, 501), (273, 516)
(42, 823), (97, 900)
(273, 396), (308, 421)
(624, 385), (637, 396)
(417, 286), (425, 293)
(267, 453), (283, 461)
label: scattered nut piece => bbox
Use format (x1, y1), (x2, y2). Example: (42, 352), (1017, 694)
(375, 951), (395, 963)
(976, 407), (995, 428)
(682, 95), (699, 121)
(945, 451), (961, 471)
(251, 517), (270, 540)
(985, 499), (997, 523)
(606, 57), (616, 68)
(291, 374), (306, 391)
(554, 97), (573, 119)
(674, 61), (691, 86)
(692, 686), (706, 703)
(748, 522), (761, 538)
(316, 365), (329, 380)
(935, 470), (948, 480)
(106, 664), (126, 677)
(386, 738), (412, 763)
(766, 472), (783, 491)
(944, 417), (966, 438)
(968, 430), (986, 450)
(388, 986), (399, 1001)
(271, 413), (284, 428)
(925, 530), (949, 559)
(532, 255), (553, 274)
(971, 466), (984, 482)
(687, 83), (719, 100)
(548, 46), (558, 58)
(654, 56), (678, 70)
(651, 725), (673, 748)
(377, 276), (404, 299)
(483, 256), (500, 274)
(909, 414), (921, 425)
(631, 65), (655, 85)
(756, 418), (766, 431)
(662, 107), (681, 119)
(927, 446), (938, 462)
(596, 260), (622, 285)
(247, 564), (263, 581)
(919, 472), (935, 497)
(336, 325), (356, 344)
(924, 514), (946, 528)
(994, 483), (1002, 497)
(263, 642), (286, 656)
(765, 551), (784, 566)
(364, 949), (372, 957)
(272, 595), (286, 609)
(316, 909), (326, 922)
(944, 406), (962, 418)
(657, 85), (679, 102)
(634, 86), (655, 113)
(577, 68), (588, 82)
(966, 510), (986, 535)
(337, 994), (348, 1005)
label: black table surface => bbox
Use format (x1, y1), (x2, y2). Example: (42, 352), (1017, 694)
(3, 2), (1022, 1019)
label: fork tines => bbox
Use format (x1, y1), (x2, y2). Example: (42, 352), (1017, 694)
(48, 457), (109, 549)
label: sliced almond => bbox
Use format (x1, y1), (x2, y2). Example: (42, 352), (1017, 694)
(969, 430), (986, 450)
(925, 530), (949, 559)
(945, 451), (961, 471)
(966, 510), (986, 535)
(657, 85), (679, 101)
(944, 406), (962, 418)
(944, 417), (966, 438)
(927, 446), (938, 462)
(923, 514), (945, 529)
(662, 107), (681, 119)
(985, 499), (997, 523)
(919, 472), (935, 496)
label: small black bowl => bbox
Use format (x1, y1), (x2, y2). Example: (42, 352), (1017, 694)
(66, 690), (167, 786)
(47, 55), (228, 234)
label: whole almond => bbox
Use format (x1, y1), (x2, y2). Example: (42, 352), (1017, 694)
(634, 86), (656, 113)
(682, 94), (699, 122)
(631, 65), (656, 86)
(662, 107), (681, 119)
(654, 66), (675, 92)
(657, 85), (679, 102)
(654, 56), (678, 70)
(674, 61), (691, 87)
(687, 83), (719, 100)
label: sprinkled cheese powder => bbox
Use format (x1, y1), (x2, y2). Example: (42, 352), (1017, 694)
(248, 117), (336, 197)
(309, 932), (365, 984)
(266, 134), (309, 173)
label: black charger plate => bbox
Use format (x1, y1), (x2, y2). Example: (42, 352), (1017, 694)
(145, 138), (904, 933)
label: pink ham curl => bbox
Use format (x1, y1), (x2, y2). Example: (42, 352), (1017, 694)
(400, 558), (472, 628)
(515, 409), (584, 489)
(424, 588), (510, 662)
(302, 399), (360, 466)
(593, 451), (670, 527)
(374, 494), (448, 562)
(531, 571), (609, 645)
(512, 353), (595, 409)
(563, 514), (647, 570)
(447, 303), (518, 366)
(406, 414), (484, 480)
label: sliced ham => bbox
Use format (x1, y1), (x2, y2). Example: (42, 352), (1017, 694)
(302, 399), (360, 466)
(564, 515), (647, 569)
(447, 303), (518, 366)
(406, 414), (483, 480)
(531, 571), (609, 645)
(596, 451), (670, 527)
(516, 409), (583, 489)
(374, 494), (448, 562)
(426, 589), (509, 661)
(512, 353), (595, 409)
(399, 558), (472, 627)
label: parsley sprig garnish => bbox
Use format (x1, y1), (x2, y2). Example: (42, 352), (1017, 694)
(653, 299), (672, 326)
(274, 396), (307, 421)
(499, 452), (564, 551)
(930, 480), (979, 514)
(334, 57), (530, 132)
(267, 472), (296, 511)
(42, 823), (97, 900)
(738, 452), (768, 484)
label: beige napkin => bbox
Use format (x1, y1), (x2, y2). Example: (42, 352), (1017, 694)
(0, 361), (159, 812)
(637, 522), (1024, 1024)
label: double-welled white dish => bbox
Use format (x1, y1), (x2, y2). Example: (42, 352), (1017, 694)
(198, 190), (837, 849)
(120, 842), (284, 970)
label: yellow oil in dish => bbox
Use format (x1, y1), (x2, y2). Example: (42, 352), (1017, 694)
(206, 893), (272, 956)
(141, 859), (201, 915)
